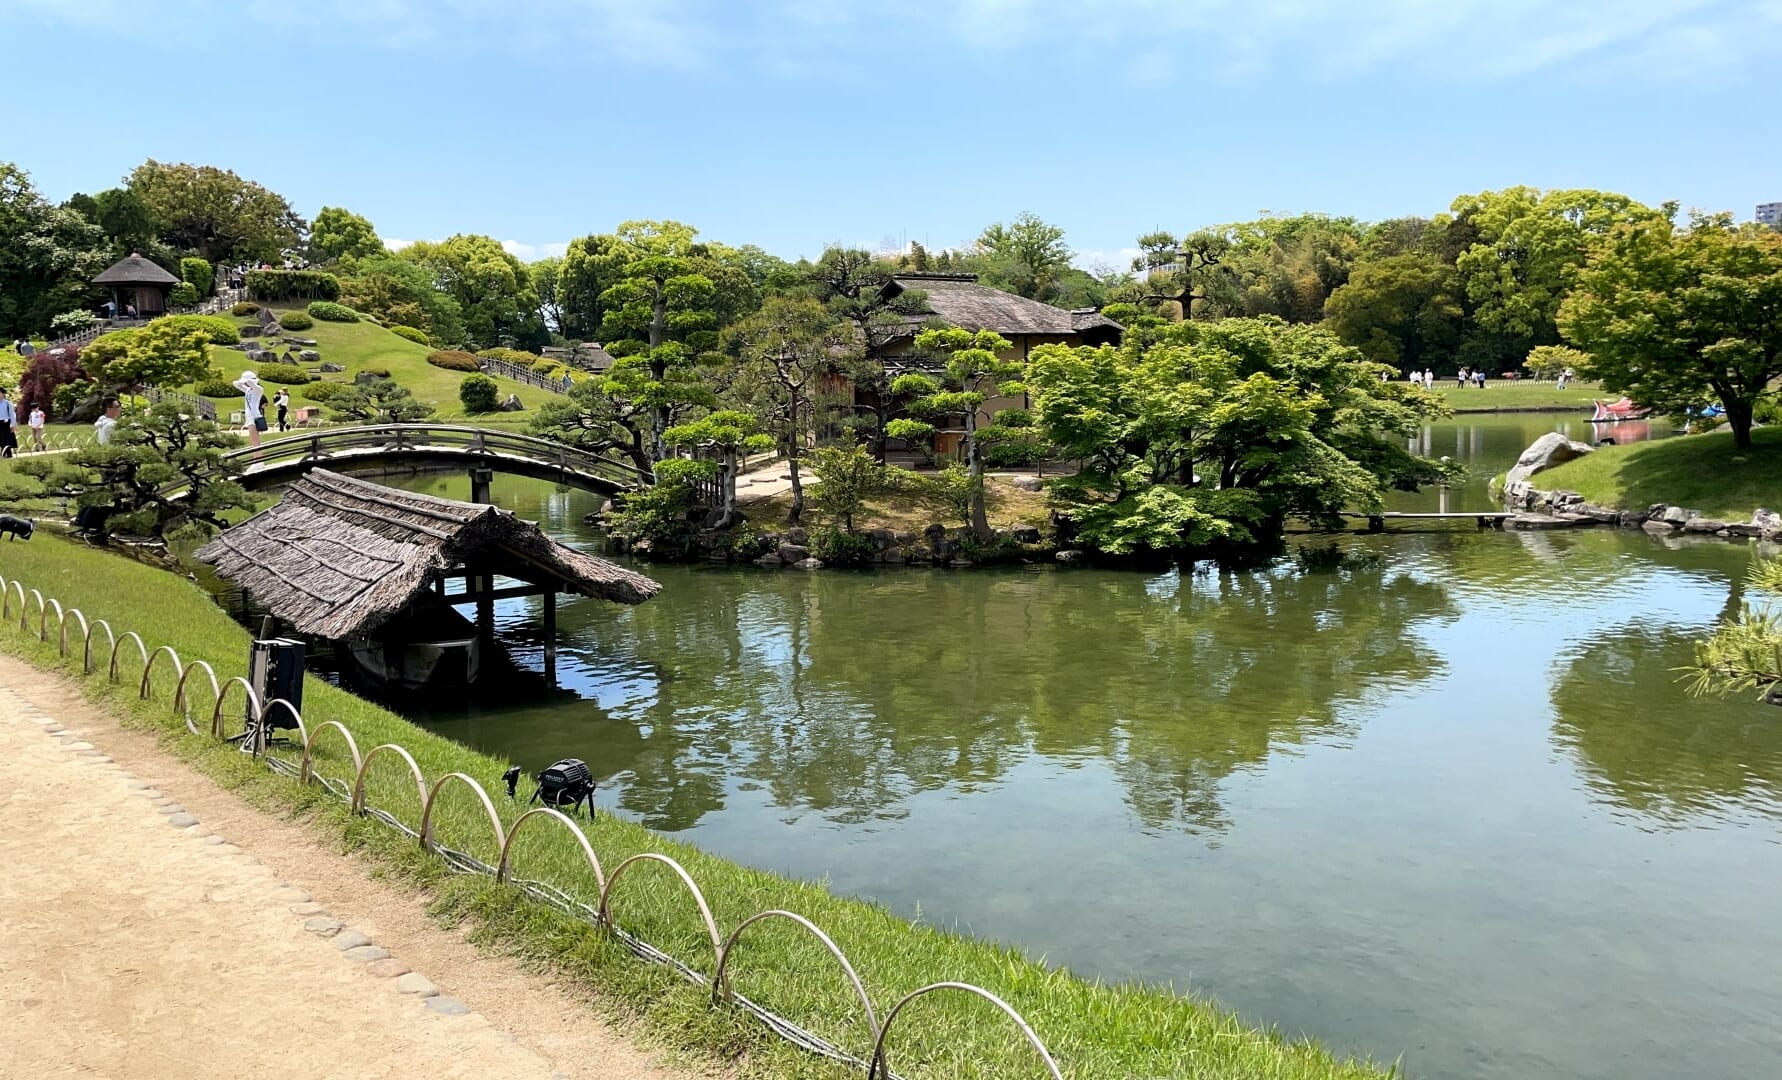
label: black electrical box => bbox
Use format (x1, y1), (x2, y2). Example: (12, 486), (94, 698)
(250, 637), (305, 730)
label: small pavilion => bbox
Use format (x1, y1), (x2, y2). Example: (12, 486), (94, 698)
(92, 253), (182, 318)
(196, 469), (661, 684)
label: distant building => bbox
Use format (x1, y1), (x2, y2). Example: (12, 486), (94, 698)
(1759, 202), (1782, 227)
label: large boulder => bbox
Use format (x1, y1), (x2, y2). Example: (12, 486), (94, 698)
(1753, 508), (1782, 537)
(1504, 433), (1594, 488)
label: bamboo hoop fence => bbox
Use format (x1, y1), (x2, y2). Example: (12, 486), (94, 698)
(0, 567), (1065, 1079)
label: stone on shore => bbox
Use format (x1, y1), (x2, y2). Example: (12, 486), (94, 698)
(1507, 513), (1577, 530)
(395, 973), (439, 997)
(1682, 518), (1729, 534)
(1504, 433), (1593, 487)
(332, 929), (372, 951)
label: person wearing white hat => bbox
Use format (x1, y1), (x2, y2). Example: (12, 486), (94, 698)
(232, 370), (266, 449)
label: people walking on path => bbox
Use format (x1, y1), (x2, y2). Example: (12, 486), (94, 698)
(233, 371), (266, 449)
(272, 388), (290, 432)
(26, 403), (45, 452)
(0, 387), (16, 458)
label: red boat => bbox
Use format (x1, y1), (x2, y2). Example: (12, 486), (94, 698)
(1590, 397), (1650, 423)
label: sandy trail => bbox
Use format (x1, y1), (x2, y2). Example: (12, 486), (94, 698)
(0, 655), (697, 1080)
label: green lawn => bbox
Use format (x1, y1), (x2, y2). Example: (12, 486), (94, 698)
(1429, 381), (1603, 413)
(1533, 424), (1782, 519)
(0, 532), (1395, 1080)
(193, 310), (555, 424)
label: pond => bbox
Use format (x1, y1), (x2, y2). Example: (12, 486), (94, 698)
(367, 415), (1779, 1080)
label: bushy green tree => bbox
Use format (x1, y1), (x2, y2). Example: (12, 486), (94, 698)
(804, 245), (932, 458)
(328, 378), (436, 423)
(1524, 345), (1589, 381)
(80, 319), (215, 390)
(126, 160), (303, 263)
(179, 256), (213, 296)
(808, 443), (887, 533)
(399, 234), (543, 349)
(662, 410), (772, 527)
(14, 401), (251, 537)
(1560, 211), (1782, 449)
(527, 372), (660, 474)
(0, 162), (109, 337)
(309, 206), (383, 263)
(726, 295), (849, 525)
(338, 254), (465, 343)
(975, 212), (1072, 300)
(1024, 317), (1450, 557)
(1323, 253), (1464, 370)
(458, 373), (499, 414)
(887, 326), (1019, 540)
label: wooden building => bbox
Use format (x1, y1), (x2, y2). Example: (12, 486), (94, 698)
(196, 469), (659, 686)
(92, 252), (182, 318)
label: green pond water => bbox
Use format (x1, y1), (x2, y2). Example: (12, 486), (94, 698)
(368, 414), (1780, 1080)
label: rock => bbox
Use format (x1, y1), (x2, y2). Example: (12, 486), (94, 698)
(1642, 520), (1677, 533)
(64, 740), (94, 751)
(424, 996), (471, 1016)
(1722, 523), (1764, 538)
(754, 554), (784, 568)
(787, 526), (809, 545)
(1660, 505), (1699, 525)
(319, 362), (345, 373)
(870, 528), (893, 546)
(498, 394), (524, 412)
(1056, 549), (1085, 563)
(200, 834), (226, 845)
(1579, 506), (1621, 524)
(1682, 518), (1729, 534)
(300, 349), (319, 362)
(948, 558), (975, 568)
(395, 973), (439, 997)
(1010, 525), (1042, 544)
(892, 531), (917, 545)
(240, 324), (262, 338)
(353, 371), (381, 385)
(288, 337), (317, 346)
(1504, 433), (1594, 487)
(1617, 510), (1650, 527)
(304, 916), (343, 937)
(167, 813), (198, 828)
(343, 945), (391, 963)
(332, 929), (372, 951)
(289, 902), (325, 916)
(1753, 508), (1782, 536)
(157, 804), (185, 815)
(632, 538), (653, 555)
(365, 958), (411, 978)
(794, 557), (825, 570)
(1006, 475), (1043, 492)
(776, 543), (809, 563)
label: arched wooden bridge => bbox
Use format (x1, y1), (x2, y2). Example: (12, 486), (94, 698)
(218, 424), (650, 495)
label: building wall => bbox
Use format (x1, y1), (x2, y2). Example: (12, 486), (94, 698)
(1759, 202), (1782, 227)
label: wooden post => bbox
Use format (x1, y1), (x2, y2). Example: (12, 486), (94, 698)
(470, 466), (494, 505)
(542, 587), (558, 685)
(475, 573), (494, 649)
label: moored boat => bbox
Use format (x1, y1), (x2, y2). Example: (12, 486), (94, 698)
(344, 599), (482, 690)
(1589, 397), (1650, 422)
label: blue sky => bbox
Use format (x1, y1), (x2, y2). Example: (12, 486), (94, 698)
(4, 0), (1778, 270)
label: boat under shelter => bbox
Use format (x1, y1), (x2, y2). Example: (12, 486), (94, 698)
(196, 468), (660, 687)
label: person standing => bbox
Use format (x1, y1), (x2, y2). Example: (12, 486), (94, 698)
(93, 397), (121, 445)
(26, 402), (45, 452)
(233, 370), (266, 449)
(0, 387), (16, 458)
(272, 388), (291, 432)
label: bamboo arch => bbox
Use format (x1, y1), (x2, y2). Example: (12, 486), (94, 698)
(867, 982), (1064, 1080)
(59, 607), (87, 662)
(208, 677), (261, 740)
(351, 743), (428, 821)
(418, 772), (505, 861)
(138, 644), (183, 700)
(301, 720), (363, 787)
(107, 629), (146, 682)
(173, 660), (221, 737)
(598, 853), (725, 980)
(40, 597), (61, 642)
(714, 909), (879, 1041)
(496, 806), (606, 895)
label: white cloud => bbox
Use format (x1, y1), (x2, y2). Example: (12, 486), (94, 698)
(1074, 247), (1142, 274)
(383, 238), (417, 251)
(500, 239), (569, 262)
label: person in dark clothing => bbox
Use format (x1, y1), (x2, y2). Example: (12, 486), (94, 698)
(273, 388), (291, 432)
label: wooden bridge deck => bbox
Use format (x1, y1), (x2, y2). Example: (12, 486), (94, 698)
(1340, 511), (1513, 531)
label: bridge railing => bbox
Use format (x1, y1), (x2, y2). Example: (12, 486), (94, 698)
(217, 423), (652, 490)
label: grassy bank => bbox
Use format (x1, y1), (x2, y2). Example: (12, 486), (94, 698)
(0, 533), (1393, 1080)
(1532, 425), (1782, 519)
(746, 475), (1051, 533)
(1429, 382), (1601, 413)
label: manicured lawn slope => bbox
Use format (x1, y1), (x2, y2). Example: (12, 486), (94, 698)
(193, 312), (548, 423)
(1533, 425), (1782, 519)
(0, 534), (1394, 1080)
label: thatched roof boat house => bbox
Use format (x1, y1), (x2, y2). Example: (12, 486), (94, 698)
(197, 469), (659, 685)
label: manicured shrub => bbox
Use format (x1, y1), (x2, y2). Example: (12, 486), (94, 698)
(157, 314), (240, 346)
(169, 281), (200, 307)
(814, 527), (877, 566)
(477, 347), (542, 366)
(246, 269), (341, 302)
(299, 381), (348, 402)
(53, 377), (96, 419)
(529, 357), (558, 374)
(255, 365), (314, 385)
(458, 373), (499, 414)
(231, 302), (260, 317)
(194, 376), (237, 397)
(19, 345), (88, 414)
(390, 324), (430, 345)
(50, 310), (98, 335)
(426, 349), (480, 372)
(361, 366), (391, 378)
(179, 257), (213, 296)
(278, 311), (314, 331)
(306, 300), (360, 323)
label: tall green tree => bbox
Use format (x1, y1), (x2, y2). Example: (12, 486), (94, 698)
(1559, 211), (1782, 450)
(337, 253), (465, 343)
(804, 245), (931, 458)
(1133, 229), (1237, 321)
(1024, 318), (1449, 556)
(309, 206), (384, 264)
(886, 326), (1019, 540)
(78, 319), (214, 391)
(662, 410), (772, 527)
(556, 232), (629, 340)
(976, 211), (1072, 300)
(0, 163), (108, 337)
(727, 295), (850, 526)
(125, 160), (303, 263)
(530, 256), (565, 335)
(1322, 253), (1464, 370)
(399, 234), (544, 349)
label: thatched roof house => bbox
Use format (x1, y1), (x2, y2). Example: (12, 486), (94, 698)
(881, 273), (1123, 347)
(196, 469), (659, 640)
(93, 252), (183, 317)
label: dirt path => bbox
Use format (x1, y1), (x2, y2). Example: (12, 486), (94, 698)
(0, 655), (700, 1080)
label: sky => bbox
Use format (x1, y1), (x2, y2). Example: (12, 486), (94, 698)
(3, 0), (1779, 270)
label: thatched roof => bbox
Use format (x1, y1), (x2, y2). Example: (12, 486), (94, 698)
(882, 273), (1123, 343)
(196, 469), (660, 639)
(93, 253), (181, 286)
